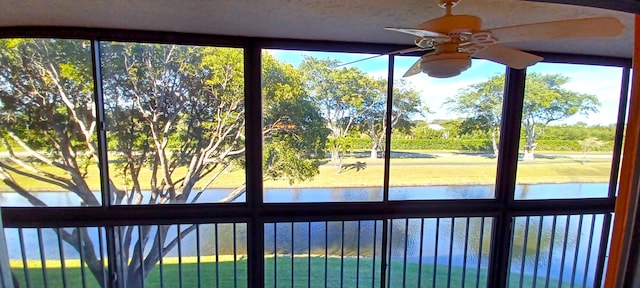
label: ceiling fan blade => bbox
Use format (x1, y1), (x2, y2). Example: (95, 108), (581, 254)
(333, 54), (386, 68)
(384, 27), (451, 40)
(333, 47), (426, 68)
(488, 16), (624, 43)
(474, 45), (543, 69)
(403, 59), (422, 78)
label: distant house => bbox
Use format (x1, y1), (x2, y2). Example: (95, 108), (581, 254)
(427, 124), (445, 131)
(428, 124), (449, 139)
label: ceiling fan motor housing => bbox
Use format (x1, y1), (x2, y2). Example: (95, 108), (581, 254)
(420, 52), (471, 78)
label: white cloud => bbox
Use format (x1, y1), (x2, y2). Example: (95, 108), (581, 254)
(530, 63), (624, 125)
(394, 58), (504, 122)
(366, 69), (388, 80)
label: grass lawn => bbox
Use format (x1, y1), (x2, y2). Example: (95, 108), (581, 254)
(0, 152), (612, 192)
(10, 256), (580, 288)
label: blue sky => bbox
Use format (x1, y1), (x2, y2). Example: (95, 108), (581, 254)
(267, 49), (625, 126)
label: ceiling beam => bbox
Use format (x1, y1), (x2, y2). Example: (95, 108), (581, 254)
(526, 0), (640, 14)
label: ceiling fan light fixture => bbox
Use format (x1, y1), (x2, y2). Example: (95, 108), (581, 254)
(420, 52), (471, 78)
(384, 0), (624, 79)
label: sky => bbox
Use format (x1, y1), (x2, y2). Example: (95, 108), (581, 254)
(267, 49), (626, 126)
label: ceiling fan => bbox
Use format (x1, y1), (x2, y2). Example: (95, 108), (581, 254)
(373, 0), (625, 78)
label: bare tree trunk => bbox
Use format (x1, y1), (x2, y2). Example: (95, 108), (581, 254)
(523, 141), (536, 160)
(523, 150), (535, 160)
(370, 142), (378, 159)
(331, 145), (343, 173)
(523, 119), (536, 160)
(369, 122), (381, 159)
(490, 129), (499, 158)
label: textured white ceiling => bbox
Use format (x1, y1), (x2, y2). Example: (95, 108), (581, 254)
(0, 0), (634, 58)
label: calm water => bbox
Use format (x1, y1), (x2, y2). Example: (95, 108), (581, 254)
(2, 183), (610, 286)
(0, 182), (610, 206)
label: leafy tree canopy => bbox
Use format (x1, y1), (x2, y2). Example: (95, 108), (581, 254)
(0, 40), (329, 287)
(521, 73), (600, 159)
(446, 72), (600, 159)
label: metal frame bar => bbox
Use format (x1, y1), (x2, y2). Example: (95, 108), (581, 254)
(0, 209), (13, 288)
(583, 214), (598, 287)
(545, 215), (558, 288)
(2, 198), (615, 227)
(57, 228), (67, 288)
(487, 67), (527, 288)
(461, 217), (469, 286)
(433, 218), (440, 287)
(18, 228), (30, 288)
(570, 214), (585, 286)
(417, 218), (425, 287)
(245, 38), (264, 288)
(609, 67), (632, 198)
(36, 229), (48, 288)
(532, 216), (544, 287)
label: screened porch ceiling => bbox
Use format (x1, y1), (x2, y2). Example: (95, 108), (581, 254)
(0, 0), (635, 59)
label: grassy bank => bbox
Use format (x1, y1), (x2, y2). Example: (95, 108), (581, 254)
(10, 256), (576, 288)
(0, 153), (611, 192)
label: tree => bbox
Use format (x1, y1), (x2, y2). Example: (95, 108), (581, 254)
(0, 39), (327, 287)
(446, 75), (504, 157)
(521, 73), (599, 160)
(262, 53), (330, 182)
(578, 137), (605, 163)
(447, 73), (599, 159)
(299, 57), (385, 170)
(356, 79), (424, 158)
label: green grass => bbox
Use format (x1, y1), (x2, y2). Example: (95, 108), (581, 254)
(0, 152), (612, 193)
(10, 256), (581, 288)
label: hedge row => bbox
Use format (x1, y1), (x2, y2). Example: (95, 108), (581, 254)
(343, 138), (491, 151)
(527, 140), (614, 152)
(341, 137), (614, 152)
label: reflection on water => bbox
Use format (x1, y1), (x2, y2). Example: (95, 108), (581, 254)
(0, 182), (608, 206)
(389, 185), (493, 200)
(2, 183), (609, 286)
(265, 187), (383, 203)
(5, 215), (605, 286)
(509, 215), (606, 287)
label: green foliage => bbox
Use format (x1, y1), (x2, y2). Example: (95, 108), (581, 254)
(299, 56), (386, 136)
(343, 137), (492, 152)
(522, 125), (615, 152)
(412, 126), (446, 140)
(578, 137), (607, 153)
(393, 139), (492, 151)
(0, 38), (95, 152)
(343, 136), (612, 152)
(263, 134), (320, 184)
(337, 137), (371, 151)
(445, 74), (504, 155)
(298, 56), (382, 164)
(523, 73), (600, 124)
(298, 57), (423, 161)
(520, 73), (600, 157)
(446, 73), (602, 158)
(388, 80), (424, 133)
(262, 53), (329, 181)
(0, 40), (331, 287)
(445, 74), (504, 136)
(537, 124), (615, 141)
(536, 139), (612, 152)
